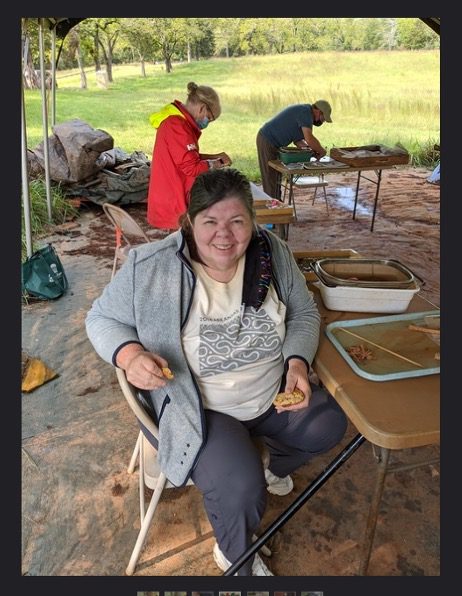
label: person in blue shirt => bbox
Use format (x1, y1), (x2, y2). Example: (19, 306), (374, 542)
(256, 100), (333, 199)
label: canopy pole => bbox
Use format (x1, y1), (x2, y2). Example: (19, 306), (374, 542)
(38, 18), (53, 222)
(21, 67), (33, 259)
(51, 25), (56, 126)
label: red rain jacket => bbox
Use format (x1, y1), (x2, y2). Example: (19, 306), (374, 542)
(147, 100), (209, 229)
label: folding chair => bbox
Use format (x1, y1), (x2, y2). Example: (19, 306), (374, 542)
(102, 203), (150, 279)
(282, 174), (329, 218)
(115, 367), (271, 575)
(115, 367), (195, 575)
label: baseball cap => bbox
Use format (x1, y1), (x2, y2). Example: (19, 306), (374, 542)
(314, 100), (332, 123)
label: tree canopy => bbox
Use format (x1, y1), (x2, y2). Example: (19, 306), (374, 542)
(22, 17), (439, 78)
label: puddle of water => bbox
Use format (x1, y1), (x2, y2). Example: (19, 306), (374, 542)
(331, 187), (372, 216)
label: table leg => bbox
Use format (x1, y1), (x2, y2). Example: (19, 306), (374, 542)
(289, 175), (298, 220)
(274, 223), (288, 241)
(353, 171), (361, 219)
(370, 169), (382, 232)
(358, 445), (390, 575)
(278, 172), (285, 202)
(223, 433), (366, 576)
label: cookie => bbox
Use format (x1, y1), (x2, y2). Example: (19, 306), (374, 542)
(273, 387), (305, 407)
(162, 367), (174, 380)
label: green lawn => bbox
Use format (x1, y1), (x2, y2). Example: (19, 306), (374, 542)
(24, 50), (440, 182)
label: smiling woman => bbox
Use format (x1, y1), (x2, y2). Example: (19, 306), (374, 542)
(181, 169), (255, 282)
(85, 167), (347, 575)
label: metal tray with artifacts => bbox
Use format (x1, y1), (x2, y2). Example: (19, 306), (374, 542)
(292, 249), (360, 282)
(325, 311), (440, 382)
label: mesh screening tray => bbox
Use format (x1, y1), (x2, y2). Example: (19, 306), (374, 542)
(329, 145), (410, 168)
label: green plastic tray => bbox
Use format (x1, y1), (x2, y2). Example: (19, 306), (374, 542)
(278, 147), (313, 164)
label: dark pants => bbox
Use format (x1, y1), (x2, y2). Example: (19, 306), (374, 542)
(191, 384), (347, 575)
(256, 130), (281, 200)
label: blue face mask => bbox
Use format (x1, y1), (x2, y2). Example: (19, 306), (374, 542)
(197, 117), (209, 130)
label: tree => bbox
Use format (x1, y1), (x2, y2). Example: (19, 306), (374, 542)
(150, 18), (188, 73)
(120, 18), (156, 77)
(381, 18), (399, 50)
(22, 19), (41, 89)
(211, 18), (242, 57)
(66, 27), (87, 88)
(80, 18), (121, 81)
(396, 18), (440, 49)
(259, 19), (288, 54)
(189, 19), (215, 61)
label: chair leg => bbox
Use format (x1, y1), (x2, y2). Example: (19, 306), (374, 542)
(111, 252), (118, 280)
(323, 185), (329, 215)
(125, 472), (168, 576)
(312, 186), (318, 206)
(139, 433), (146, 521)
(128, 432), (142, 474)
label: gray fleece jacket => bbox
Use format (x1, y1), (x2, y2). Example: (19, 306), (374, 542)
(85, 228), (320, 486)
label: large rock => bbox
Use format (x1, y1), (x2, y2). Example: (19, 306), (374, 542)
(29, 119), (114, 183)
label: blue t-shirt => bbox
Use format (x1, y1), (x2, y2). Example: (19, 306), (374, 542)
(260, 104), (313, 147)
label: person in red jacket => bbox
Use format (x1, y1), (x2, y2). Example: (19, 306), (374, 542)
(147, 81), (232, 230)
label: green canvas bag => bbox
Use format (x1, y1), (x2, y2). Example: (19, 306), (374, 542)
(22, 244), (69, 300)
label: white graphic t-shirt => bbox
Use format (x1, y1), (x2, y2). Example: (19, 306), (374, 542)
(182, 255), (287, 420)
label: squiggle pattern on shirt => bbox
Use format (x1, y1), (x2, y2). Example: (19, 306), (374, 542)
(198, 307), (281, 376)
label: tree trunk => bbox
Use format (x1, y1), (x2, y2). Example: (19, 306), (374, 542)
(187, 41), (191, 63)
(94, 27), (101, 71)
(77, 45), (87, 89)
(106, 58), (113, 82)
(140, 57), (146, 77)
(165, 56), (172, 73)
(22, 33), (41, 89)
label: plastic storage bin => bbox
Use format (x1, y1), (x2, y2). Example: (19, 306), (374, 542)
(278, 147), (314, 164)
(314, 280), (421, 313)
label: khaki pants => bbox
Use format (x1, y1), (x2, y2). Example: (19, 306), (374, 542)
(256, 130), (281, 199)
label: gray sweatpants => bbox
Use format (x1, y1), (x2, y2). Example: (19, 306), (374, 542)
(191, 384), (347, 575)
(256, 130), (281, 199)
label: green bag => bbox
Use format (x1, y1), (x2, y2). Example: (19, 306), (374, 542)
(22, 244), (69, 300)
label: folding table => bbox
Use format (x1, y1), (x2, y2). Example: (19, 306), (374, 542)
(224, 292), (439, 576)
(268, 159), (401, 232)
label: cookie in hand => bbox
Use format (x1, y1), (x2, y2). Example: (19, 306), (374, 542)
(273, 387), (305, 407)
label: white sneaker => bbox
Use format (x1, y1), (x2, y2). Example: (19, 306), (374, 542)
(213, 542), (274, 576)
(264, 468), (294, 496)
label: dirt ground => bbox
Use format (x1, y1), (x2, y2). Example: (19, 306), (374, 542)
(21, 166), (440, 579)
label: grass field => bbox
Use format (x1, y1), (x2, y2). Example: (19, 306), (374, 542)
(24, 50), (440, 181)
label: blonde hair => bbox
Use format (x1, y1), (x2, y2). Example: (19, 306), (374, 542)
(186, 81), (222, 120)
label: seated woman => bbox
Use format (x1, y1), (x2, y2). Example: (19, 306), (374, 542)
(85, 168), (347, 576)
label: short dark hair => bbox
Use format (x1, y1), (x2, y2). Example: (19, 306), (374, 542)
(181, 168), (256, 262)
(185, 168), (255, 224)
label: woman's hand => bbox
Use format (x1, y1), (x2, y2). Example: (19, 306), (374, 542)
(116, 343), (171, 390)
(215, 152), (232, 166)
(275, 358), (312, 413)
